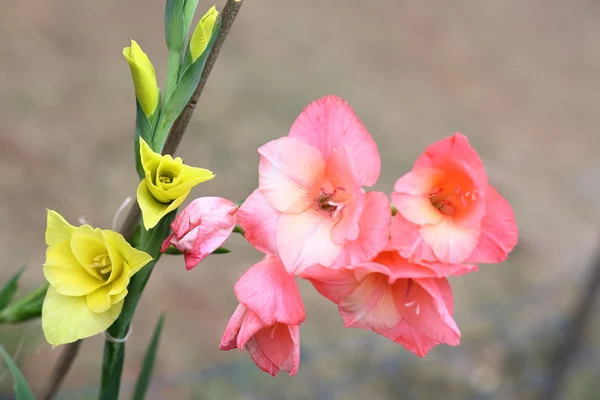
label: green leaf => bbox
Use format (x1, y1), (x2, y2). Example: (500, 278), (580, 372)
(0, 267), (24, 310)
(163, 245), (230, 255)
(132, 314), (165, 400)
(0, 345), (35, 400)
(152, 19), (222, 151)
(0, 284), (47, 324)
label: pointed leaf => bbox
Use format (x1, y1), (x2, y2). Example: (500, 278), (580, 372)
(132, 314), (165, 400)
(0, 267), (24, 310)
(0, 345), (35, 400)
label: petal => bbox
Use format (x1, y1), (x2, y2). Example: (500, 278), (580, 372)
(370, 250), (478, 279)
(45, 210), (76, 247)
(163, 162), (214, 199)
(220, 303), (250, 350)
(330, 189), (365, 244)
(258, 137), (325, 213)
(234, 255), (305, 325)
(390, 213), (438, 263)
(139, 137), (161, 167)
(300, 265), (359, 304)
(332, 191), (391, 268)
(236, 308), (269, 350)
(86, 285), (112, 313)
(419, 217), (481, 264)
(393, 278), (460, 345)
(69, 225), (108, 280)
(277, 210), (343, 274)
(137, 180), (171, 230)
(288, 95), (381, 186)
(414, 133), (487, 188)
(238, 189), (280, 254)
(325, 144), (361, 199)
(466, 185), (518, 264)
(102, 230), (153, 276)
(249, 323), (300, 376)
(339, 273), (402, 331)
(42, 286), (123, 346)
(380, 321), (441, 357)
(392, 169), (445, 225)
(43, 241), (104, 296)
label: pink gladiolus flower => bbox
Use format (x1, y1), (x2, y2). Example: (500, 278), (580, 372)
(239, 95), (384, 274)
(302, 249), (465, 357)
(391, 133), (518, 265)
(161, 197), (238, 270)
(220, 255), (305, 376)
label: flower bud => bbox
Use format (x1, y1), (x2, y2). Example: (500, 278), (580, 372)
(189, 6), (219, 61)
(123, 40), (159, 117)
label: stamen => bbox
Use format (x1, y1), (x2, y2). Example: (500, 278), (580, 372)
(404, 300), (416, 307)
(270, 323), (278, 339)
(415, 304), (421, 315)
(336, 186), (346, 191)
(100, 266), (112, 274)
(405, 279), (414, 297)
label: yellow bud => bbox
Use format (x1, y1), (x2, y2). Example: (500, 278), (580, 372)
(122, 40), (159, 117)
(189, 6), (219, 61)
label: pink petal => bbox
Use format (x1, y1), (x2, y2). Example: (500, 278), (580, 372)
(332, 191), (391, 268)
(248, 323), (300, 376)
(466, 185), (518, 264)
(330, 189), (365, 244)
(258, 137), (325, 214)
(419, 217), (481, 264)
(414, 133), (488, 188)
(300, 265), (359, 304)
(370, 250), (478, 279)
(234, 255), (306, 325)
(339, 273), (402, 331)
(220, 304), (264, 350)
(390, 213), (437, 263)
(392, 169), (446, 225)
(325, 144), (361, 199)
(393, 278), (460, 345)
(166, 197), (238, 270)
(288, 95), (380, 187)
(237, 189), (280, 255)
(380, 321), (441, 357)
(277, 209), (343, 274)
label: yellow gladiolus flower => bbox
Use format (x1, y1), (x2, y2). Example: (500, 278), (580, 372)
(137, 138), (215, 230)
(123, 40), (159, 117)
(42, 210), (152, 346)
(189, 6), (219, 61)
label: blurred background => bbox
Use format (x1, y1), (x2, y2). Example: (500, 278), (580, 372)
(1, 0), (600, 398)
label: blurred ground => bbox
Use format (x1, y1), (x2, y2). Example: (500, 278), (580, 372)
(1, 0), (600, 399)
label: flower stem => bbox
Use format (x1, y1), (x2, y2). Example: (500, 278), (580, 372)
(38, 1), (245, 399)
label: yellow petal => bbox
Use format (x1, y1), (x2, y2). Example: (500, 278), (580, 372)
(42, 287), (123, 346)
(111, 288), (128, 304)
(139, 137), (161, 168)
(190, 6), (219, 61)
(45, 210), (76, 247)
(44, 241), (104, 296)
(86, 285), (113, 313)
(123, 40), (159, 117)
(156, 156), (184, 190)
(137, 180), (171, 230)
(102, 230), (152, 277)
(147, 181), (172, 203)
(69, 225), (106, 280)
(164, 164), (214, 199)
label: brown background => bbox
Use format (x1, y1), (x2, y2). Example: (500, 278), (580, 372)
(1, 0), (600, 399)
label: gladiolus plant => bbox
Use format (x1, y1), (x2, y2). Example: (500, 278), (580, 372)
(0, 0), (518, 398)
